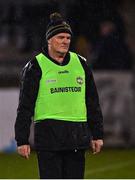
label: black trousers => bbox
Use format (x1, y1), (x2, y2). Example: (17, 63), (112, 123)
(36, 149), (85, 179)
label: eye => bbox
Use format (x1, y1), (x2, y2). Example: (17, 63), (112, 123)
(67, 37), (71, 40)
(58, 36), (64, 39)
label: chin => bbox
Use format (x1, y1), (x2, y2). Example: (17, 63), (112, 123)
(59, 49), (68, 55)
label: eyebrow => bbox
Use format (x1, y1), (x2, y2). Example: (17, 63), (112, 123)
(57, 35), (71, 38)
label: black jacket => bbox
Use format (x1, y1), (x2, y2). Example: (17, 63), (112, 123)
(15, 50), (103, 151)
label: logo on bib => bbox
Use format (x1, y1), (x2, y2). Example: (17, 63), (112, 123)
(46, 79), (57, 83)
(58, 70), (69, 74)
(76, 77), (83, 85)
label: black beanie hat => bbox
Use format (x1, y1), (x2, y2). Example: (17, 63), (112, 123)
(46, 12), (72, 40)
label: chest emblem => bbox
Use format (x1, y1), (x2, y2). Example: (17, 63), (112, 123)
(76, 77), (84, 85)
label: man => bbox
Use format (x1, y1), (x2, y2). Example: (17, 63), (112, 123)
(15, 12), (104, 179)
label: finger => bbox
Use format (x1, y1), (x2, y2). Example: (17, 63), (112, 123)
(28, 146), (31, 155)
(94, 143), (102, 154)
(91, 142), (96, 154)
(25, 153), (29, 159)
(18, 147), (24, 156)
(24, 147), (30, 159)
(93, 145), (99, 154)
(20, 149), (26, 157)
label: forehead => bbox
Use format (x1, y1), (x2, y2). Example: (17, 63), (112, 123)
(54, 33), (71, 38)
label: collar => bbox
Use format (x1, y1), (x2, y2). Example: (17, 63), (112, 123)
(42, 46), (70, 66)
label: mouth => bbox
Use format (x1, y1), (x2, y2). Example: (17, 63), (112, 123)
(61, 46), (68, 49)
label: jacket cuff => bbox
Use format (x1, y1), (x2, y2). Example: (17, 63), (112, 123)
(16, 140), (29, 146)
(91, 130), (104, 140)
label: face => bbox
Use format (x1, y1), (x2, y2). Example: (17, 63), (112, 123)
(48, 33), (71, 56)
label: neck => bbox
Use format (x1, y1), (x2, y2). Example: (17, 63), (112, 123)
(48, 49), (66, 63)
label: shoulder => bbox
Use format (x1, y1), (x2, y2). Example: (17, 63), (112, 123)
(76, 53), (89, 68)
(23, 57), (38, 70)
(77, 54), (87, 62)
(75, 53), (93, 76)
(23, 52), (43, 71)
(70, 51), (87, 64)
(22, 55), (41, 78)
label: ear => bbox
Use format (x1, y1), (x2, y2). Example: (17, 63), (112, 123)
(48, 39), (51, 45)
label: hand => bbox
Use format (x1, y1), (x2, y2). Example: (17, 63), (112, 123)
(91, 139), (103, 154)
(17, 145), (31, 159)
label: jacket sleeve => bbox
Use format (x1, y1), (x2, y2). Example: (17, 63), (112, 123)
(14, 58), (41, 146)
(78, 55), (104, 140)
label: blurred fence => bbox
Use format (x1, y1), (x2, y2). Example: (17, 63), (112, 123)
(0, 71), (135, 152)
(95, 71), (135, 147)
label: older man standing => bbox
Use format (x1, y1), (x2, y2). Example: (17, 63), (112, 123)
(15, 12), (103, 179)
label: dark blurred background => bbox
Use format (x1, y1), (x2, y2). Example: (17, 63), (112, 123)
(0, 0), (135, 152)
(0, 0), (135, 86)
